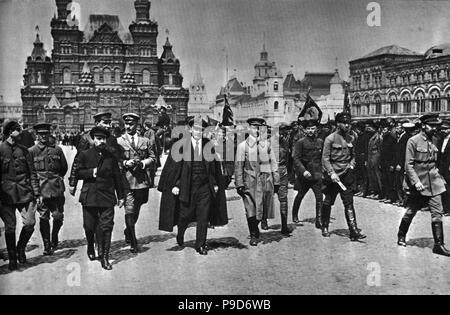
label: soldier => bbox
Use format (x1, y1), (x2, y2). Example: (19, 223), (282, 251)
(76, 126), (125, 270)
(292, 119), (324, 228)
(117, 113), (156, 253)
(0, 120), (41, 270)
(397, 114), (450, 257)
(271, 122), (294, 235)
(29, 123), (68, 255)
(321, 112), (366, 241)
(235, 118), (280, 246)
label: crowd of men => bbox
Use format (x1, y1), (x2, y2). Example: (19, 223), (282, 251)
(2, 109), (450, 273)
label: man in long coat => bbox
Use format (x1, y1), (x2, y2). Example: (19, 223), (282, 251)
(235, 118), (280, 246)
(158, 116), (228, 255)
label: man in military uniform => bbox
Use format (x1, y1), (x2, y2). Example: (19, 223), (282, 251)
(397, 114), (450, 257)
(292, 119), (324, 228)
(271, 123), (294, 235)
(117, 113), (156, 253)
(321, 112), (366, 241)
(29, 123), (68, 255)
(235, 118), (280, 246)
(0, 120), (41, 270)
(76, 127), (125, 270)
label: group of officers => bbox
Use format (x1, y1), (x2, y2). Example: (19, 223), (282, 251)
(1, 109), (450, 273)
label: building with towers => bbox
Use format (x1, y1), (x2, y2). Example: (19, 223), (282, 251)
(187, 64), (213, 119)
(21, 0), (188, 132)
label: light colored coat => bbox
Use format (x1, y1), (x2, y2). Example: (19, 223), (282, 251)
(117, 134), (156, 190)
(235, 135), (280, 220)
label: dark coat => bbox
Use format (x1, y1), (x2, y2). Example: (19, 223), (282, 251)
(395, 132), (411, 171)
(438, 136), (450, 181)
(380, 132), (396, 169)
(158, 138), (228, 232)
(76, 147), (125, 208)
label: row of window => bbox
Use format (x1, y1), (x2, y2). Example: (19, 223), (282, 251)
(62, 68), (152, 85)
(352, 69), (450, 90)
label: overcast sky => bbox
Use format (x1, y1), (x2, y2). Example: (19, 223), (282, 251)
(1, 0), (450, 103)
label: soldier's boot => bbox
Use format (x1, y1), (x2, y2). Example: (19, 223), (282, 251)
(39, 220), (53, 256)
(16, 227), (34, 264)
(85, 231), (96, 261)
(280, 202), (293, 236)
(397, 217), (412, 247)
(51, 220), (63, 250)
(321, 205), (331, 237)
(125, 214), (139, 253)
(315, 203), (322, 230)
(5, 233), (18, 271)
(101, 231), (113, 271)
(292, 203), (300, 224)
(96, 226), (103, 261)
(124, 228), (131, 245)
(247, 217), (259, 246)
(432, 222), (450, 257)
(345, 205), (366, 241)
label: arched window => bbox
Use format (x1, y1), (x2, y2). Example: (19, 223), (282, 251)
(374, 95), (382, 114)
(389, 94), (398, 114)
(353, 97), (361, 116)
(63, 68), (71, 84)
(274, 82), (279, 92)
(168, 73), (174, 85)
(115, 69), (121, 84)
(364, 96), (370, 116)
(274, 101), (279, 112)
(103, 68), (111, 84)
(415, 91), (426, 113)
(143, 69), (150, 85)
(93, 68), (100, 83)
(402, 94), (411, 113)
(430, 90), (441, 112)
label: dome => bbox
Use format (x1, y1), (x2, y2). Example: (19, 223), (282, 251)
(425, 43), (450, 58)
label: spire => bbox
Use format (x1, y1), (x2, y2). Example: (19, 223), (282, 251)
(135, 0), (151, 22)
(193, 64), (203, 85)
(260, 33), (268, 62)
(31, 26), (47, 61)
(161, 37), (177, 61)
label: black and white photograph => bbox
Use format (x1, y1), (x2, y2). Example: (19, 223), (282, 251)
(1, 0), (450, 298)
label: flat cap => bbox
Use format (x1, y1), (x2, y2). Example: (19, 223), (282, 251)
(33, 123), (52, 134)
(247, 118), (267, 127)
(419, 113), (441, 126)
(335, 112), (352, 124)
(93, 112), (112, 122)
(122, 113), (140, 121)
(302, 119), (319, 128)
(90, 126), (110, 139)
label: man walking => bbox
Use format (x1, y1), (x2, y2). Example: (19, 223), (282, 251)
(117, 113), (156, 253)
(29, 123), (68, 255)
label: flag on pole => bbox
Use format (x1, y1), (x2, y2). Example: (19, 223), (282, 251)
(298, 94), (322, 122)
(222, 94), (234, 126)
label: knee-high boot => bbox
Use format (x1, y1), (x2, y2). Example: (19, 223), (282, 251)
(280, 201), (293, 236)
(16, 227), (34, 264)
(5, 233), (17, 271)
(432, 222), (450, 257)
(292, 194), (301, 223)
(125, 214), (138, 253)
(321, 204), (332, 237)
(95, 225), (103, 260)
(39, 220), (53, 256)
(85, 231), (96, 261)
(344, 205), (366, 241)
(51, 220), (63, 250)
(247, 216), (260, 246)
(315, 200), (323, 230)
(101, 230), (113, 270)
(397, 217), (413, 246)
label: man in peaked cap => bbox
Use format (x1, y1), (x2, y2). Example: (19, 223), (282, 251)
(117, 113), (156, 253)
(0, 120), (41, 270)
(321, 112), (366, 241)
(397, 113), (450, 257)
(438, 118), (450, 216)
(29, 123), (68, 255)
(235, 117), (280, 245)
(76, 125), (125, 270)
(292, 119), (324, 229)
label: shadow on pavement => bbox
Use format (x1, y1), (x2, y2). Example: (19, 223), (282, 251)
(259, 231), (292, 245)
(0, 249), (77, 276)
(407, 237), (434, 249)
(166, 236), (248, 252)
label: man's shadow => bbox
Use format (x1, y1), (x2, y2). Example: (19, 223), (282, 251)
(167, 236), (248, 252)
(406, 237), (434, 250)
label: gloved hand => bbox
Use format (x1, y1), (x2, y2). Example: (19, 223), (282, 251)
(237, 187), (245, 197)
(274, 185), (280, 194)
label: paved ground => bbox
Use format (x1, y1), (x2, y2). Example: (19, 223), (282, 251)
(1, 146), (450, 295)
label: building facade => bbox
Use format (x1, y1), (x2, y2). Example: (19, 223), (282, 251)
(0, 95), (23, 123)
(349, 44), (450, 120)
(187, 64), (213, 119)
(21, 0), (188, 132)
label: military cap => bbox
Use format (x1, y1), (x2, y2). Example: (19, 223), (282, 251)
(93, 112), (112, 122)
(419, 113), (441, 126)
(441, 119), (450, 129)
(33, 123), (52, 134)
(335, 112), (352, 124)
(90, 126), (110, 139)
(402, 122), (416, 129)
(3, 120), (20, 136)
(122, 113), (140, 122)
(247, 118), (267, 126)
(302, 119), (319, 128)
